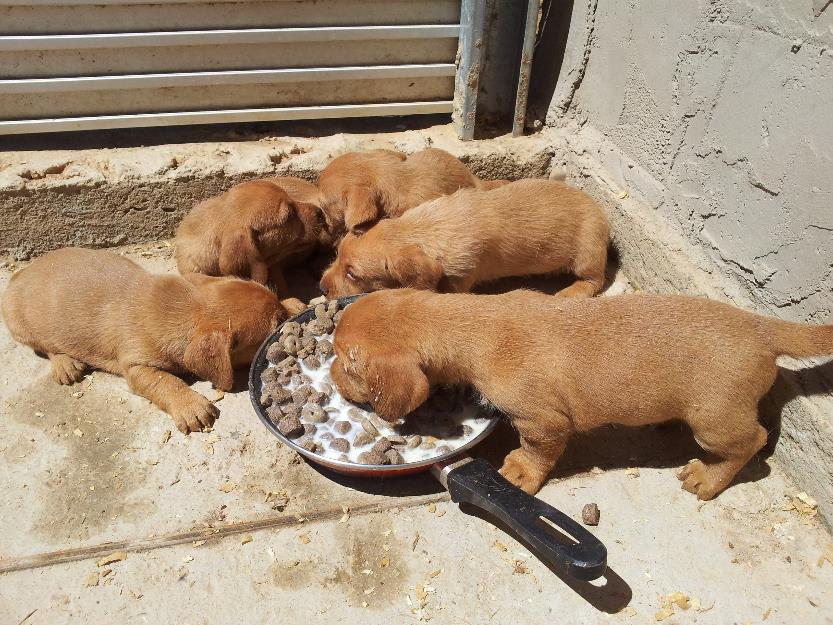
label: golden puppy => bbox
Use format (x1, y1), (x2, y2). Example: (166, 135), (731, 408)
(317, 148), (509, 234)
(331, 289), (833, 499)
(175, 176), (328, 295)
(319, 179), (609, 298)
(2, 248), (288, 433)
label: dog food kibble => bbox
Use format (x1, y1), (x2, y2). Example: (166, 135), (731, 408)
(582, 503), (600, 526)
(259, 300), (492, 464)
(372, 438), (393, 454)
(385, 449), (405, 465)
(301, 403), (328, 423)
(330, 437), (351, 453)
(334, 420), (352, 435)
(361, 418), (379, 436)
(353, 431), (376, 447)
(316, 340), (334, 359)
(277, 415), (304, 439)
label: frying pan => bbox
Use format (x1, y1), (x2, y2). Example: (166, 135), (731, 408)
(248, 294), (607, 581)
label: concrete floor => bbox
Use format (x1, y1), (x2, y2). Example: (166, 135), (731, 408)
(1, 244), (832, 625)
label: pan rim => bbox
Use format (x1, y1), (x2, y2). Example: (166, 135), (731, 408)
(247, 293), (501, 474)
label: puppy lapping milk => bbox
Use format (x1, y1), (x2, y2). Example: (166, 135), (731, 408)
(2, 248), (287, 434)
(319, 179), (609, 298)
(331, 289), (833, 500)
(317, 147), (509, 234)
(176, 176), (327, 298)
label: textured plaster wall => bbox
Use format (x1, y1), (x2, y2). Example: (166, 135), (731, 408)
(550, 0), (833, 324)
(544, 0), (833, 521)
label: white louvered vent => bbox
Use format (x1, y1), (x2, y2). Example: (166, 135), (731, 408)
(0, 0), (460, 134)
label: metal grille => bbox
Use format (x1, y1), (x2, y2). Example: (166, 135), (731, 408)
(0, 0), (461, 134)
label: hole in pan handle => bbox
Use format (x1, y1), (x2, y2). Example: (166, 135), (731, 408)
(444, 458), (607, 581)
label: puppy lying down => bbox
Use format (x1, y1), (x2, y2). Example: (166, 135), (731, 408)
(175, 176), (326, 298)
(320, 179), (609, 298)
(2, 248), (288, 433)
(317, 148), (509, 235)
(330, 289), (833, 499)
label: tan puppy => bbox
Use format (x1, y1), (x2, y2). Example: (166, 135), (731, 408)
(319, 179), (609, 298)
(2, 248), (288, 434)
(175, 176), (327, 295)
(331, 289), (833, 499)
(317, 148), (509, 234)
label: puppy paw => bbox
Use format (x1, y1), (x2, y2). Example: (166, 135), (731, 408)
(499, 450), (547, 495)
(49, 354), (87, 385)
(170, 393), (219, 434)
(677, 460), (720, 501)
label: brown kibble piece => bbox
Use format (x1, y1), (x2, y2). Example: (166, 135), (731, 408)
(316, 339), (334, 359)
(387, 435), (406, 445)
(303, 423), (316, 436)
(319, 431), (334, 442)
(260, 367), (279, 385)
(354, 431), (376, 447)
(358, 450), (388, 465)
(282, 334), (301, 356)
(330, 438), (351, 453)
(282, 403), (301, 420)
(292, 385), (313, 405)
(266, 342), (286, 364)
(334, 420), (352, 435)
(347, 408), (365, 422)
(314, 303), (327, 320)
(327, 300), (339, 318)
(280, 321), (301, 336)
(265, 405), (284, 423)
(308, 390), (328, 405)
(303, 355), (321, 369)
(361, 418), (379, 436)
(372, 438), (392, 454)
(290, 373), (312, 386)
(297, 437), (320, 453)
(406, 435), (422, 448)
(461, 424), (474, 436)
(385, 449), (404, 465)
(582, 503), (600, 526)
(301, 403), (328, 423)
(435, 445), (451, 455)
(276, 355), (298, 371)
(277, 415), (304, 439)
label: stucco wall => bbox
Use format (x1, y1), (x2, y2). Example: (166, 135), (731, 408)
(542, 0), (833, 520)
(549, 0), (833, 323)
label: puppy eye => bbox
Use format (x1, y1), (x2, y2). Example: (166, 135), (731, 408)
(345, 267), (357, 282)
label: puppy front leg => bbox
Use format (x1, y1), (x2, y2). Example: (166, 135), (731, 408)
(124, 365), (218, 434)
(499, 413), (573, 494)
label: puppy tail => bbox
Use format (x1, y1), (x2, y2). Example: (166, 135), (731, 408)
(762, 317), (833, 358)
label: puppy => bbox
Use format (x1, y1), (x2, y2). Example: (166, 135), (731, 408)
(319, 179), (609, 298)
(317, 148), (509, 234)
(330, 289), (833, 499)
(2, 248), (288, 434)
(175, 176), (328, 296)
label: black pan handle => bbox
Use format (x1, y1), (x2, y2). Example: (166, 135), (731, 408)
(444, 458), (607, 580)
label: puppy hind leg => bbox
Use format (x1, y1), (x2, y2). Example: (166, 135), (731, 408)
(556, 233), (607, 298)
(48, 353), (87, 385)
(679, 409), (769, 500)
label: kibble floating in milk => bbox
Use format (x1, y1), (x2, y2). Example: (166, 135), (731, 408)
(259, 299), (492, 465)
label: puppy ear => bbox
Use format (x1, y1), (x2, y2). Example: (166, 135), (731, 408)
(218, 229), (268, 283)
(366, 353), (430, 420)
(390, 246), (444, 290)
(344, 185), (380, 233)
(183, 326), (234, 391)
